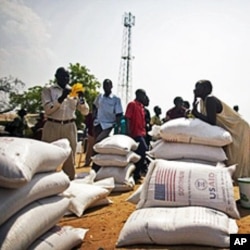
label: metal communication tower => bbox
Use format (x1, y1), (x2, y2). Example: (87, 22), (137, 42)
(118, 12), (135, 108)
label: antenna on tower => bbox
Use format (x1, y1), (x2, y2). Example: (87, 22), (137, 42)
(118, 12), (135, 108)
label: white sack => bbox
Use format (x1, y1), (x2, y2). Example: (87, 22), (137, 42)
(112, 176), (135, 192)
(160, 118), (232, 146)
(29, 225), (88, 250)
(92, 177), (115, 192)
(0, 196), (70, 250)
(91, 151), (141, 167)
(64, 197), (113, 216)
(0, 137), (71, 188)
(95, 163), (136, 184)
(93, 134), (139, 155)
(116, 206), (238, 248)
(148, 139), (227, 162)
(148, 125), (161, 140)
(61, 182), (110, 217)
(72, 176), (115, 193)
(137, 159), (239, 219)
(0, 171), (70, 226)
(126, 184), (143, 204)
(74, 170), (97, 184)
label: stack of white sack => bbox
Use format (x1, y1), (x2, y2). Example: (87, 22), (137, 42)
(61, 171), (115, 217)
(91, 134), (141, 192)
(147, 117), (233, 166)
(118, 159), (239, 248)
(0, 137), (88, 250)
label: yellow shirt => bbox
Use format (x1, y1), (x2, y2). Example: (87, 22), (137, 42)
(150, 115), (162, 126)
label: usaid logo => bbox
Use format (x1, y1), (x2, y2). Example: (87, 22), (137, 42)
(195, 179), (207, 190)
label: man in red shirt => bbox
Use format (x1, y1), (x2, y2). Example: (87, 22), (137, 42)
(125, 89), (148, 183)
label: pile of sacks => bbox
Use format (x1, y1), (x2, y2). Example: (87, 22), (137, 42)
(147, 117), (232, 166)
(117, 118), (239, 248)
(92, 134), (141, 192)
(0, 137), (88, 250)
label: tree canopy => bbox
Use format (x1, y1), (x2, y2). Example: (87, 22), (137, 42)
(0, 76), (25, 114)
(1, 63), (101, 128)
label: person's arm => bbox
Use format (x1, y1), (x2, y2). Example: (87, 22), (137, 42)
(42, 87), (62, 115)
(126, 117), (131, 137)
(76, 92), (89, 116)
(192, 96), (219, 125)
(115, 113), (123, 126)
(165, 112), (170, 122)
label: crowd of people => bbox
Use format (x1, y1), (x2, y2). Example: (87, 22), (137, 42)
(4, 66), (249, 183)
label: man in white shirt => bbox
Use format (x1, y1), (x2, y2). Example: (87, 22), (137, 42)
(42, 67), (89, 180)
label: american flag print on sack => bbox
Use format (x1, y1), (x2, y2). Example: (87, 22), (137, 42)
(154, 166), (177, 201)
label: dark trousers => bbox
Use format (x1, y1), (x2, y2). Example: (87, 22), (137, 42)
(133, 136), (148, 179)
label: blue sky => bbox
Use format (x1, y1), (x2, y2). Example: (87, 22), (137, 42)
(0, 0), (250, 122)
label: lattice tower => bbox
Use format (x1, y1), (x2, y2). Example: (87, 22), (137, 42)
(117, 12), (135, 109)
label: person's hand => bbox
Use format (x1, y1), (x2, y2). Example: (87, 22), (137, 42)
(192, 98), (198, 110)
(58, 88), (71, 103)
(77, 91), (85, 104)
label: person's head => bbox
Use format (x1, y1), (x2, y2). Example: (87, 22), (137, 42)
(143, 95), (150, 107)
(183, 100), (190, 109)
(173, 96), (183, 108)
(154, 105), (162, 115)
(103, 79), (113, 96)
(135, 89), (147, 104)
(194, 80), (213, 99)
(233, 105), (239, 112)
(18, 108), (27, 118)
(55, 67), (70, 89)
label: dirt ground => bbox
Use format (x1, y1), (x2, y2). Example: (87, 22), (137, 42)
(58, 154), (250, 250)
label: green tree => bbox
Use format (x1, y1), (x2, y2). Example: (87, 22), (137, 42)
(0, 76), (25, 114)
(68, 63), (101, 128)
(10, 86), (43, 114)
(7, 63), (101, 128)
(68, 63), (100, 107)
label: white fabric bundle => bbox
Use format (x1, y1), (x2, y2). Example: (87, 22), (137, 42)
(91, 151), (140, 167)
(147, 139), (227, 162)
(160, 118), (232, 146)
(116, 206), (238, 248)
(95, 163), (136, 185)
(93, 134), (139, 155)
(29, 225), (88, 250)
(0, 137), (71, 188)
(126, 184), (143, 204)
(0, 196), (70, 250)
(137, 159), (239, 219)
(61, 178), (114, 217)
(0, 171), (70, 225)
(112, 176), (135, 192)
(148, 125), (161, 140)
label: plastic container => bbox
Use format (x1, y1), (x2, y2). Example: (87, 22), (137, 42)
(238, 177), (250, 209)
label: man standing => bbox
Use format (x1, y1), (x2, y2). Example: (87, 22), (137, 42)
(92, 79), (123, 171)
(41, 67), (89, 180)
(125, 89), (148, 183)
(93, 79), (123, 142)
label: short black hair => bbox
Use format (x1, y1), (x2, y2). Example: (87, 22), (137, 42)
(173, 96), (183, 105)
(55, 67), (69, 79)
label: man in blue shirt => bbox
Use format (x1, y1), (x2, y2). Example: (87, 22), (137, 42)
(92, 79), (123, 171)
